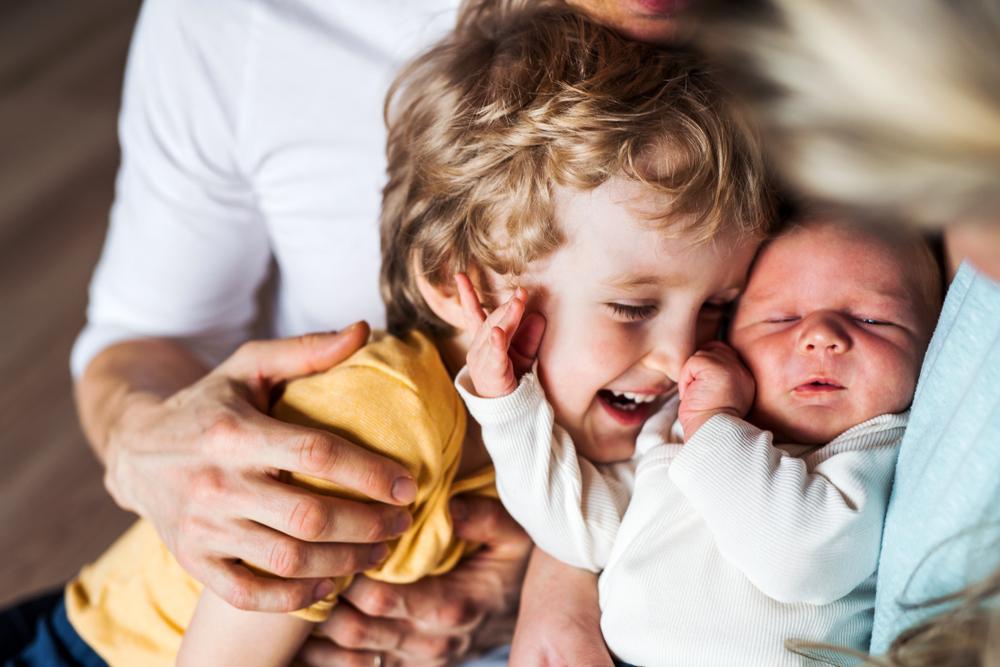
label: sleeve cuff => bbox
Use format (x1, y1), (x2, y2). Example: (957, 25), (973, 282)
(454, 366), (549, 426)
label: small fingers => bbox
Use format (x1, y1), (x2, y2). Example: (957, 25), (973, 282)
(511, 311), (545, 364)
(494, 288), (527, 340)
(455, 272), (487, 331)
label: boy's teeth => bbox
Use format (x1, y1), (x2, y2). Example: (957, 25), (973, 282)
(609, 390), (656, 404)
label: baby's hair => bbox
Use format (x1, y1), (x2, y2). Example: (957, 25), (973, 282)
(379, 1), (774, 337)
(770, 210), (944, 333)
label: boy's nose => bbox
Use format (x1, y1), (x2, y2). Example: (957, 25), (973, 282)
(797, 312), (852, 355)
(642, 329), (696, 381)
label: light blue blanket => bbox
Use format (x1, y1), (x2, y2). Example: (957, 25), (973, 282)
(872, 261), (1000, 653)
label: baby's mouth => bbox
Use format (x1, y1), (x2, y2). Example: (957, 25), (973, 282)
(794, 378), (845, 392)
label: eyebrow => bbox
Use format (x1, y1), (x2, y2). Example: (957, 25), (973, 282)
(601, 272), (690, 289)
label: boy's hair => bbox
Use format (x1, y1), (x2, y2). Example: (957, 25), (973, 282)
(380, 1), (774, 337)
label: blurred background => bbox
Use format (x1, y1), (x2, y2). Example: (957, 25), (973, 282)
(0, 0), (139, 605)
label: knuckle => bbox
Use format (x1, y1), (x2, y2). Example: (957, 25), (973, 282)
(235, 339), (264, 363)
(358, 584), (399, 617)
(331, 617), (369, 648)
(267, 538), (306, 578)
(202, 411), (244, 457)
(434, 596), (479, 627)
(224, 579), (256, 611)
(289, 497), (330, 540)
(417, 635), (452, 659)
(297, 434), (337, 475)
(283, 586), (315, 613)
(189, 469), (226, 506)
(366, 510), (396, 542)
(355, 464), (389, 500)
(341, 546), (371, 574)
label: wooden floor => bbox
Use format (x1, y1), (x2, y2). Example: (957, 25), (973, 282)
(0, 0), (139, 606)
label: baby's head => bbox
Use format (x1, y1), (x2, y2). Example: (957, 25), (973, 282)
(379, 4), (773, 462)
(730, 218), (942, 445)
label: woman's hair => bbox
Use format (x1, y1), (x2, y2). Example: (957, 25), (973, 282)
(379, 1), (774, 337)
(787, 552), (1000, 666)
(691, 0), (1000, 229)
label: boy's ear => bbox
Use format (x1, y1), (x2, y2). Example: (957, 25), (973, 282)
(415, 272), (467, 330)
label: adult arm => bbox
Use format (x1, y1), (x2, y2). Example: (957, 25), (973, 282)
(510, 549), (613, 667)
(456, 370), (634, 572)
(669, 413), (905, 604)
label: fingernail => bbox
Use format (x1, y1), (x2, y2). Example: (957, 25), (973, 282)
(449, 498), (468, 523)
(369, 543), (390, 566)
(344, 321), (365, 334)
(393, 511), (412, 535)
(391, 477), (417, 503)
(314, 580), (336, 601)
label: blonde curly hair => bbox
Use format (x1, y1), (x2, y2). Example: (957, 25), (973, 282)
(379, 1), (774, 336)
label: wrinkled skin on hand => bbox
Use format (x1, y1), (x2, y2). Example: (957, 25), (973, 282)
(298, 496), (531, 667)
(101, 324), (419, 612)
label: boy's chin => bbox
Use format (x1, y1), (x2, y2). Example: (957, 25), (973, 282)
(578, 436), (636, 464)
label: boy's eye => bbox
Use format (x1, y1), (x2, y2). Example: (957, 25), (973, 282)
(765, 316), (799, 324)
(606, 303), (657, 321)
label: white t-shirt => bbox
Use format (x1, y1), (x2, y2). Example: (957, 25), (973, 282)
(71, 0), (459, 377)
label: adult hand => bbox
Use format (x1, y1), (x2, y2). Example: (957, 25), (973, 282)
(510, 548), (613, 667)
(299, 496), (531, 667)
(100, 322), (419, 612)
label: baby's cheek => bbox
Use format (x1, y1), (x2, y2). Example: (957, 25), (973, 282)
(870, 346), (921, 414)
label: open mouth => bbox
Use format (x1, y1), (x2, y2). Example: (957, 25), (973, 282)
(598, 389), (659, 411)
(596, 389), (663, 426)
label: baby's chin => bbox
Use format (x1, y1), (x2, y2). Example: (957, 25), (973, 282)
(750, 408), (852, 446)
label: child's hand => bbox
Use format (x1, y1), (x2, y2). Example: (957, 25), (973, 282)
(455, 272), (545, 398)
(678, 341), (756, 438)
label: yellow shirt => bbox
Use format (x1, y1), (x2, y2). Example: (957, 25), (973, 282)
(65, 331), (495, 666)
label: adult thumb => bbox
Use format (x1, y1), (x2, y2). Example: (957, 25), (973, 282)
(224, 321), (370, 382)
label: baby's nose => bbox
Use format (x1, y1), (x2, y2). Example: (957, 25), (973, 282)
(797, 312), (852, 355)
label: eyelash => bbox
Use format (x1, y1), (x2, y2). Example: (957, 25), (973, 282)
(607, 303), (657, 321)
(855, 317), (892, 326)
(765, 315), (893, 326)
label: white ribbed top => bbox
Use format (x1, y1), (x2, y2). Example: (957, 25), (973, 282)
(456, 369), (906, 666)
